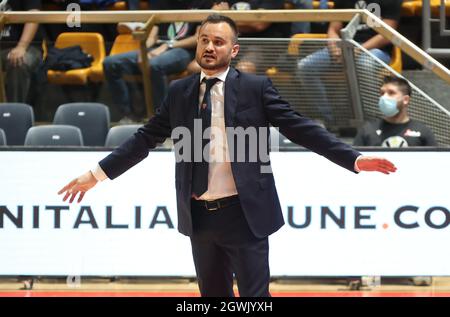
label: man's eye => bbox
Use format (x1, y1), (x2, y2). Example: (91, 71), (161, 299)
(214, 41), (223, 46)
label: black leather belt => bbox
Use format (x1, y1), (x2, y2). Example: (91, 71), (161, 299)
(192, 195), (240, 211)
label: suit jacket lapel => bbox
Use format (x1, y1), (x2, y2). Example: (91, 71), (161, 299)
(224, 67), (240, 127)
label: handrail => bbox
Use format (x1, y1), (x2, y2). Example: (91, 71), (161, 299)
(361, 10), (450, 84)
(1, 9), (361, 24)
(1, 9), (449, 85)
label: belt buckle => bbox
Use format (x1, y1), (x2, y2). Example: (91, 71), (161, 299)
(205, 200), (220, 211)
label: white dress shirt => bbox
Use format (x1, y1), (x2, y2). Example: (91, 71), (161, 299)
(196, 67), (238, 201)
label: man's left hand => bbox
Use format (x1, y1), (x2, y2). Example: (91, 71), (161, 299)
(356, 156), (397, 174)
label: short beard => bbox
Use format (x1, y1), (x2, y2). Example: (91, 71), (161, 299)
(196, 57), (229, 71)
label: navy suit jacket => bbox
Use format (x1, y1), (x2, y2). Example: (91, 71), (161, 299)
(99, 67), (361, 238)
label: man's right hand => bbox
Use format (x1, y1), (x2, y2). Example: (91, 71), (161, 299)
(58, 171), (98, 203)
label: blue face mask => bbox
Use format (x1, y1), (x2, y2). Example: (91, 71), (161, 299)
(378, 95), (399, 117)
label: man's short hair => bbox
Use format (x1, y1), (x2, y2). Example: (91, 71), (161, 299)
(200, 14), (239, 44)
(383, 76), (412, 96)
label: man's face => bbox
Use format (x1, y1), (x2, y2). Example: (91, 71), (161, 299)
(196, 22), (239, 72)
(380, 83), (409, 110)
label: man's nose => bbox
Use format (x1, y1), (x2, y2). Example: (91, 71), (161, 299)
(205, 41), (214, 51)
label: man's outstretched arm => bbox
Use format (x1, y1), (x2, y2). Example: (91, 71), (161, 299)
(262, 77), (397, 174)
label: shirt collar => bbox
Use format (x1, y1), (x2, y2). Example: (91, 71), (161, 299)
(200, 67), (230, 84)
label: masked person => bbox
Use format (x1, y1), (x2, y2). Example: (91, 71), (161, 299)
(353, 76), (437, 147)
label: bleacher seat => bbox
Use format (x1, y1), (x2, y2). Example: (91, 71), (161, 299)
(413, 0), (450, 17)
(288, 33), (328, 56)
(88, 34), (140, 82)
(107, 0), (150, 10)
(24, 125), (84, 146)
(53, 103), (110, 146)
(104, 124), (142, 147)
(107, 1), (127, 10)
(47, 32), (106, 85)
(312, 1), (334, 9)
(390, 46), (403, 73)
(0, 103), (34, 145)
(402, 1), (418, 17)
(0, 128), (6, 146)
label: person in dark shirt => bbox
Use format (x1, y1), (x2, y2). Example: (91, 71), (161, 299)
(0, 0), (43, 103)
(354, 76), (437, 147)
(296, 0), (403, 126)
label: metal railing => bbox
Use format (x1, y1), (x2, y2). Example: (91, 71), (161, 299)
(422, 0), (450, 57)
(234, 37), (450, 146)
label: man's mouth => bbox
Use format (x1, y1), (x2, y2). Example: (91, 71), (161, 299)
(203, 54), (216, 60)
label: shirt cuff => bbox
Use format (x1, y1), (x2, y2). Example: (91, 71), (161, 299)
(354, 155), (363, 173)
(91, 164), (108, 182)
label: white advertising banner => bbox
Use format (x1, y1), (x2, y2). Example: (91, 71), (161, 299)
(0, 150), (449, 276)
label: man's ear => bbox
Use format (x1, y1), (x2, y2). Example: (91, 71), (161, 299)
(402, 95), (410, 107)
(231, 44), (240, 58)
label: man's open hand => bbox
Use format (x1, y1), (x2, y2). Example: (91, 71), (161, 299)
(58, 171), (98, 203)
(356, 156), (397, 174)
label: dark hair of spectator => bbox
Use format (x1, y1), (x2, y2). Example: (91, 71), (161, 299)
(200, 14), (239, 44)
(383, 76), (412, 96)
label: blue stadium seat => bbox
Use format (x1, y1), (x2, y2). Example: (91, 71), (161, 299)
(0, 103), (34, 145)
(24, 125), (84, 146)
(53, 102), (110, 146)
(104, 124), (142, 147)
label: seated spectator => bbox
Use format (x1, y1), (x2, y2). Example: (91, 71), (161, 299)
(353, 76), (437, 147)
(213, 0), (291, 74)
(296, 0), (403, 126)
(0, 0), (43, 103)
(103, 0), (213, 123)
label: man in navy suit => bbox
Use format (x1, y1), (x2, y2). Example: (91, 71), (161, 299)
(58, 14), (397, 297)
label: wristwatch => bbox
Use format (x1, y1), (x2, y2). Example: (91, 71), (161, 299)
(168, 40), (175, 49)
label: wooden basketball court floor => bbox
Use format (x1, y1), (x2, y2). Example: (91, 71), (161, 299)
(1, 277), (450, 297)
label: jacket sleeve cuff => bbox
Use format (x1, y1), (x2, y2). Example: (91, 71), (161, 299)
(354, 155), (363, 173)
(91, 164), (108, 182)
